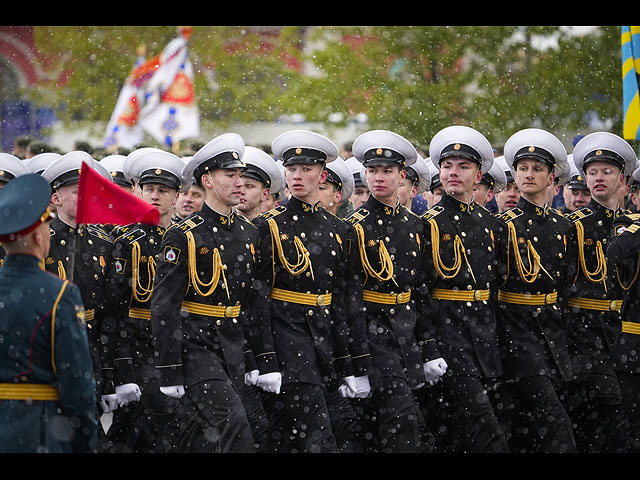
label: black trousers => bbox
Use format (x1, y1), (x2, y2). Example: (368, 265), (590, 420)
(352, 376), (425, 453)
(564, 372), (626, 452)
(242, 384), (269, 453)
(496, 375), (577, 453)
(105, 383), (183, 453)
(179, 379), (255, 453)
(618, 371), (640, 452)
(261, 382), (339, 453)
(417, 374), (509, 453)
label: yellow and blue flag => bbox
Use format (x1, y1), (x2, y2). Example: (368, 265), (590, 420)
(622, 26), (640, 140)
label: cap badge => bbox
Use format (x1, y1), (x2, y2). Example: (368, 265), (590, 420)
(233, 152), (239, 159)
(528, 146), (535, 153)
(454, 143), (461, 151)
(155, 169), (162, 175)
(295, 148), (303, 155)
(596, 150), (602, 156)
(376, 148), (383, 156)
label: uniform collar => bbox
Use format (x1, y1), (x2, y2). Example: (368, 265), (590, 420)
(288, 195), (321, 214)
(518, 196), (551, 218)
(366, 195), (402, 216)
(202, 202), (236, 227)
(589, 198), (624, 219)
(441, 191), (476, 214)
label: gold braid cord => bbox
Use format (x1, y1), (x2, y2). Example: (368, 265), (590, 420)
(574, 220), (607, 291)
(268, 218), (314, 282)
(131, 241), (156, 303)
(428, 219), (475, 283)
(186, 231), (230, 300)
(506, 221), (552, 284)
(57, 260), (66, 280)
(354, 223), (397, 286)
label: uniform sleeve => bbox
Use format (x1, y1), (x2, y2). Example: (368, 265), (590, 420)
(150, 227), (189, 387)
(344, 222), (373, 376)
(101, 239), (136, 388)
(416, 218), (442, 363)
(53, 282), (99, 453)
(251, 217), (280, 374)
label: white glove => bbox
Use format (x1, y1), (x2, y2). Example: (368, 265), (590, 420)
(423, 358), (448, 385)
(244, 369), (259, 386)
(115, 383), (142, 406)
(339, 376), (357, 398)
(100, 393), (119, 413)
(160, 385), (185, 399)
(352, 375), (371, 398)
(256, 372), (282, 394)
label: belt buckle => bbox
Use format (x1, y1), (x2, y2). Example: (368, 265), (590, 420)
(316, 295), (326, 307)
(224, 306), (235, 318)
(545, 293), (554, 305)
(609, 300), (618, 311)
(396, 293), (404, 304)
(474, 290), (483, 301)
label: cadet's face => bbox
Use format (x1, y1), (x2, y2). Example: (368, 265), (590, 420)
(174, 185), (205, 218)
(563, 188), (591, 211)
(238, 177), (267, 213)
(52, 183), (79, 221)
(317, 180), (340, 210)
(364, 164), (404, 204)
(397, 178), (417, 207)
(495, 182), (520, 212)
(207, 168), (245, 207)
(350, 186), (370, 209)
(585, 161), (623, 201)
(439, 157), (481, 197)
(514, 159), (553, 196)
(285, 163), (326, 202)
(424, 186), (445, 208)
(472, 183), (492, 206)
(140, 183), (178, 217)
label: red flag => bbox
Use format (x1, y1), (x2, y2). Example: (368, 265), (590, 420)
(76, 162), (159, 225)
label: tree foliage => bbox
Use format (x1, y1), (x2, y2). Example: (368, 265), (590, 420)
(31, 26), (625, 151)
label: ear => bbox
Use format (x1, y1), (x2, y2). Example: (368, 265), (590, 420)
(548, 172), (555, 187)
(475, 168), (483, 184)
(486, 189), (494, 203)
(399, 168), (407, 180)
(50, 190), (62, 207)
(319, 169), (328, 183)
(200, 171), (213, 189)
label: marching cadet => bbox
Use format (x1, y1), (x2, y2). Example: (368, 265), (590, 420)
(236, 145), (284, 452)
(40, 151), (116, 441)
(561, 155), (591, 213)
(317, 155), (354, 217)
(494, 128), (577, 453)
(397, 153), (430, 212)
(24, 152), (61, 176)
(562, 131), (637, 452)
(251, 129), (355, 453)
(344, 129), (437, 453)
(151, 133), (266, 453)
(493, 156), (521, 214)
(416, 125), (509, 453)
(237, 146), (284, 221)
(102, 149), (187, 453)
(345, 156), (370, 210)
(0, 174), (98, 453)
(608, 163), (640, 453)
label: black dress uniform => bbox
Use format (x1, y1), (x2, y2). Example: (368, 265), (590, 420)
(608, 210), (640, 452)
(102, 149), (186, 453)
(0, 174), (98, 453)
(41, 152), (114, 411)
(494, 128), (577, 453)
(344, 129), (429, 453)
(152, 133), (265, 453)
(252, 129), (352, 453)
(417, 125), (509, 453)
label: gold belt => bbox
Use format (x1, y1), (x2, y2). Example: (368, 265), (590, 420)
(0, 383), (59, 401)
(622, 321), (640, 335)
(85, 308), (95, 321)
(498, 290), (558, 305)
(432, 288), (490, 302)
(363, 289), (411, 305)
(568, 297), (623, 312)
(181, 300), (241, 318)
(270, 288), (332, 306)
(129, 308), (151, 319)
